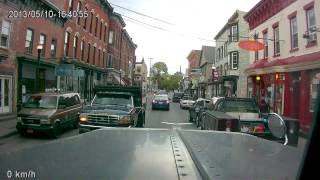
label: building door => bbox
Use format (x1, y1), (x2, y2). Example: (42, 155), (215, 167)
(291, 73), (300, 118)
(0, 76), (12, 113)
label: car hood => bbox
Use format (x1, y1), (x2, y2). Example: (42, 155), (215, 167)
(81, 105), (131, 116)
(226, 112), (260, 121)
(0, 128), (302, 180)
(18, 108), (56, 118)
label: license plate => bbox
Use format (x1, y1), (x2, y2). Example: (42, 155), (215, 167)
(26, 128), (34, 134)
(241, 125), (253, 133)
(159, 102), (163, 104)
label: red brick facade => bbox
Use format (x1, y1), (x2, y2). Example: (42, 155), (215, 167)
(187, 50), (201, 80)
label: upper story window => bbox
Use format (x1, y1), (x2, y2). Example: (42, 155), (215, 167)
(98, 49), (101, 66)
(80, 39), (85, 61)
(39, 34), (46, 57)
(230, 24), (238, 42)
(104, 25), (107, 42)
(108, 31), (114, 44)
(83, 7), (88, 30)
(0, 20), (11, 48)
(25, 28), (34, 53)
(102, 51), (105, 67)
(224, 42), (228, 57)
(87, 43), (91, 63)
(73, 35), (78, 58)
(68, 0), (74, 12)
(230, 51), (238, 70)
(290, 16), (298, 49)
(95, 17), (98, 36)
(108, 54), (113, 67)
(306, 7), (317, 44)
(221, 46), (224, 59)
(92, 46), (96, 65)
(273, 25), (280, 56)
(76, 2), (82, 26)
(89, 12), (93, 33)
(50, 39), (57, 58)
(263, 31), (268, 59)
(100, 21), (103, 40)
(64, 31), (70, 56)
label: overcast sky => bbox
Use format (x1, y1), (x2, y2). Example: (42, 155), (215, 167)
(108, 0), (260, 74)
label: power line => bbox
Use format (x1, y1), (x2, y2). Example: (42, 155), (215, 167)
(110, 3), (174, 25)
(122, 15), (215, 42)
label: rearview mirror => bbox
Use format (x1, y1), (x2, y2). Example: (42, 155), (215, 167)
(267, 113), (288, 145)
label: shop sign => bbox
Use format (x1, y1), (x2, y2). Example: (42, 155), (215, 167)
(55, 64), (85, 77)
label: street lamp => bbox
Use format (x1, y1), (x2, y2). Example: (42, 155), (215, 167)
(36, 44), (43, 92)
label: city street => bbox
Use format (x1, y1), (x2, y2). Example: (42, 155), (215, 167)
(0, 94), (197, 152)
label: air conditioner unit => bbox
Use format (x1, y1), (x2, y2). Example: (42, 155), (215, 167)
(308, 33), (317, 42)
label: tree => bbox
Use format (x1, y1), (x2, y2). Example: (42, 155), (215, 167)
(151, 62), (168, 88)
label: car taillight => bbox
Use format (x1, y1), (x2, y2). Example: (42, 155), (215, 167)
(225, 120), (232, 132)
(166, 100), (170, 104)
(254, 124), (265, 133)
(152, 100), (156, 103)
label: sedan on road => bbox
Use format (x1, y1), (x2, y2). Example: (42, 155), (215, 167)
(152, 95), (170, 110)
(180, 96), (195, 109)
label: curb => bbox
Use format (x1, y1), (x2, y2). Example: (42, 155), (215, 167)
(0, 130), (18, 140)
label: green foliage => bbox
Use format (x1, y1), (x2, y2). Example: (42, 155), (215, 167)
(150, 61), (183, 91)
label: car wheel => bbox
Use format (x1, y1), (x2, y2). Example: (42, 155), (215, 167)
(72, 119), (79, 129)
(50, 122), (61, 138)
(136, 113), (144, 128)
(17, 129), (27, 136)
(196, 116), (200, 127)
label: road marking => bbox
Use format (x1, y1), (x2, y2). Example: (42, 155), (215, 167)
(161, 122), (193, 125)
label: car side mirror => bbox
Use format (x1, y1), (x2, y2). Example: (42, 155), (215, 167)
(267, 113), (288, 145)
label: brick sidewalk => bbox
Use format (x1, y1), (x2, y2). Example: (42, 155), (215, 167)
(0, 119), (18, 140)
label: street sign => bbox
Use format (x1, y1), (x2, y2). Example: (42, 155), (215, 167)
(238, 40), (264, 51)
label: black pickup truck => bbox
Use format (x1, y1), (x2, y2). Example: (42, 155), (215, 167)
(79, 86), (146, 133)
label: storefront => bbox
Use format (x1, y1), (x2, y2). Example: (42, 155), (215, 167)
(17, 57), (57, 107)
(246, 52), (320, 134)
(0, 75), (12, 114)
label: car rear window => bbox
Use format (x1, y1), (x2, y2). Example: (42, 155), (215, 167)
(223, 100), (259, 113)
(155, 95), (168, 100)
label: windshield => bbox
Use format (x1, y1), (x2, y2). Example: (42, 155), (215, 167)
(154, 95), (169, 100)
(93, 94), (133, 107)
(222, 100), (259, 113)
(1, 0), (317, 179)
(23, 95), (57, 109)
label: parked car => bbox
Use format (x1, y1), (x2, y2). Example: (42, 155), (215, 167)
(180, 96), (195, 109)
(189, 98), (211, 127)
(172, 92), (184, 102)
(201, 97), (266, 136)
(152, 94), (170, 110)
(16, 92), (82, 138)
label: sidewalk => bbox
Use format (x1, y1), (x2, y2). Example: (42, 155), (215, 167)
(0, 119), (18, 140)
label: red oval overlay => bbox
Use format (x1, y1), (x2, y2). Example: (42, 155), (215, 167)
(238, 40), (264, 51)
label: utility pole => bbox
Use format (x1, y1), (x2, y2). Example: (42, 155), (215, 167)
(148, 57), (153, 91)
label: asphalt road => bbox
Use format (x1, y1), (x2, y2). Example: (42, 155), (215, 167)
(0, 93), (197, 152)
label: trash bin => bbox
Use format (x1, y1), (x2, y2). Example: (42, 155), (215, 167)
(282, 116), (300, 147)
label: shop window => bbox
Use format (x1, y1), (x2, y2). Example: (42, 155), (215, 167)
(310, 72), (320, 112)
(0, 20), (11, 48)
(275, 84), (284, 115)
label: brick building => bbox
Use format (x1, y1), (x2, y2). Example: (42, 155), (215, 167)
(244, 0), (320, 134)
(186, 50), (201, 96)
(0, 0), (67, 120)
(57, 0), (113, 100)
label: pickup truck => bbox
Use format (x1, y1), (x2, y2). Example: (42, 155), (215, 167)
(201, 97), (265, 133)
(78, 86), (146, 133)
(0, 113), (308, 180)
